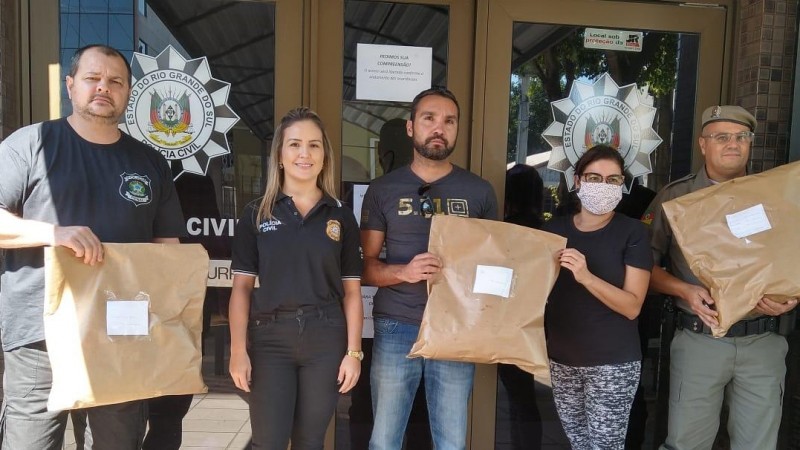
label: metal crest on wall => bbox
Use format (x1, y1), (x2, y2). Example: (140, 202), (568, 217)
(120, 46), (240, 180)
(542, 73), (662, 192)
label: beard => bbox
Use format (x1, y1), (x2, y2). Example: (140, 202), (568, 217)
(73, 96), (124, 125)
(413, 134), (455, 161)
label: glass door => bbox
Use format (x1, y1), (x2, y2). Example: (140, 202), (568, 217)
(472, 1), (730, 449)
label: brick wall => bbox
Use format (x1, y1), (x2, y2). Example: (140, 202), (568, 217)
(734, 0), (798, 171)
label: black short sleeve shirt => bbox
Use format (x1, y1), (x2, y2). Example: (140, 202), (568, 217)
(0, 118), (185, 351)
(231, 193), (362, 317)
(543, 213), (653, 366)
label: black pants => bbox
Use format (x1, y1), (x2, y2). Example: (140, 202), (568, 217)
(142, 394), (194, 450)
(70, 401), (147, 449)
(249, 303), (347, 450)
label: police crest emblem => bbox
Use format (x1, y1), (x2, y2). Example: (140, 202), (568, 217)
(120, 46), (240, 180)
(326, 220), (342, 242)
(543, 73), (662, 192)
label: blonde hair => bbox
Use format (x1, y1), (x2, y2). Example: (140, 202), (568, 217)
(256, 107), (338, 222)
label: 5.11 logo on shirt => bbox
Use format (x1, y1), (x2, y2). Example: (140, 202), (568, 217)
(396, 197), (469, 217)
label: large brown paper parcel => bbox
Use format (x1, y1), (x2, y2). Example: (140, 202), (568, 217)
(44, 243), (209, 411)
(408, 216), (566, 381)
(662, 161), (800, 337)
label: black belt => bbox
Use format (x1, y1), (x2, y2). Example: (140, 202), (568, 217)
(251, 302), (339, 325)
(676, 309), (797, 337)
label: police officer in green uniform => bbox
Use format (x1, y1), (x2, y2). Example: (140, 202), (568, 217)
(642, 105), (798, 450)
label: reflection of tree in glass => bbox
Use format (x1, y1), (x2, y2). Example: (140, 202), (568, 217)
(508, 29), (677, 168)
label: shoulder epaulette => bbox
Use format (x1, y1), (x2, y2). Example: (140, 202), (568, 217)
(661, 172), (696, 191)
(641, 172), (697, 224)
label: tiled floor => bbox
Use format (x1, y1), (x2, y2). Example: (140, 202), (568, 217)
(2, 334), (658, 449)
(61, 370), (252, 450)
(0, 337), (252, 450)
(177, 391), (252, 449)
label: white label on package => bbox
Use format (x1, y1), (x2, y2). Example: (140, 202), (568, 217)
(725, 204), (772, 239)
(106, 300), (149, 336)
(472, 265), (514, 298)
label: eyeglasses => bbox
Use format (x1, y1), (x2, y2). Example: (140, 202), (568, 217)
(701, 131), (755, 145)
(581, 172), (625, 186)
(418, 183), (434, 218)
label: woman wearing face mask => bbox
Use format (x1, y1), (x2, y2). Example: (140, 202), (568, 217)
(543, 145), (653, 450)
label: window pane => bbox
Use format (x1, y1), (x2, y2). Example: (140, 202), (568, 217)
(79, 0), (108, 13)
(109, 0), (133, 14)
(136, 0), (276, 241)
(60, 13), (80, 48)
(60, 0), (79, 13)
(79, 14), (108, 46)
(340, 1), (449, 188)
(495, 25), (701, 448)
(108, 14), (134, 51)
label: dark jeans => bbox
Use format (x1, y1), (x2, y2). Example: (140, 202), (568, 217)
(142, 394), (194, 450)
(1, 341), (145, 450)
(249, 303), (347, 450)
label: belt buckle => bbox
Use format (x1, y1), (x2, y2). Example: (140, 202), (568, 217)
(765, 316), (778, 333)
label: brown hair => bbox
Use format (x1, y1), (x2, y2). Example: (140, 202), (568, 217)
(574, 144), (625, 177)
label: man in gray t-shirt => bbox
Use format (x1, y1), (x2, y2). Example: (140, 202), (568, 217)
(0, 45), (183, 450)
(361, 88), (497, 450)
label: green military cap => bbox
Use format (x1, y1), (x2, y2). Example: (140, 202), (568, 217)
(701, 105), (756, 131)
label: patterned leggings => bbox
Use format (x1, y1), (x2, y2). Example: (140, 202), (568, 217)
(550, 360), (641, 450)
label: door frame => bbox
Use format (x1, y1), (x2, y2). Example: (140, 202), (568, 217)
(472, 0), (732, 213)
(470, 0), (732, 448)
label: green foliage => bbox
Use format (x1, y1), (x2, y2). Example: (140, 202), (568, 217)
(506, 27), (679, 162)
(507, 73), (557, 162)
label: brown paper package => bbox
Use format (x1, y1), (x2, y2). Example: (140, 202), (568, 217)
(407, 215), (566, 382)
(662, 161), (800, 337)
(44, 243), (209, 411)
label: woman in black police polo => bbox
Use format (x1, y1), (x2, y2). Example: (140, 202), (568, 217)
(229, 107), (363, 449)
(543, 145), (652, 450)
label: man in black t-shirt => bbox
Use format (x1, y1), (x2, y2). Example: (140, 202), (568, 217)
(361, 88), (498, 450)
(0, 45), (184, 449)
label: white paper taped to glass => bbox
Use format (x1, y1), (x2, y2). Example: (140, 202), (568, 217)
(472, 265), (514, 298)
(725, 204), (772, 239)
(106, 300), (149, 336)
